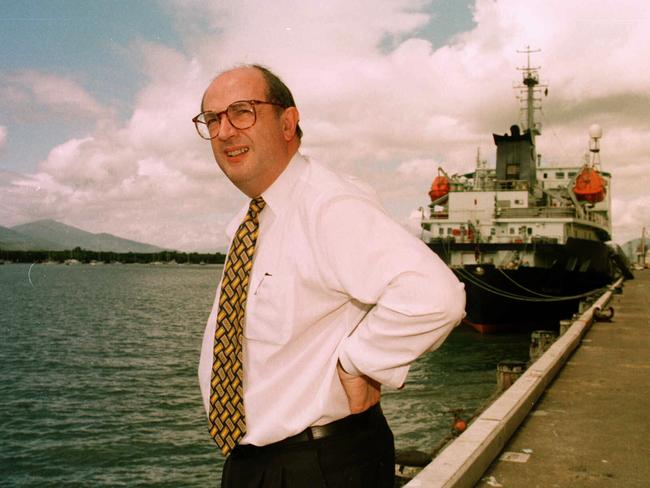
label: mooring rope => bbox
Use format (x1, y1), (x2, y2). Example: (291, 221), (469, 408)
(434, 243), (607, 302)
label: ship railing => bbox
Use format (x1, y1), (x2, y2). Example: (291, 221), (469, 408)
(451, 180), (531, 192)
(584, 211), (609, 226)
(496, 206), (610, 230)
(494, 179), (530, 191)
(497, 207), (576, 219)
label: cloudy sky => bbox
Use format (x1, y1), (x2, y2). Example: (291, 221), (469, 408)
(1, 0), (648, 251)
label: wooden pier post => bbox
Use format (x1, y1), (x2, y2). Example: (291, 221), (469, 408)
(559, 319), (573, 335)
(496, 360), (527, 392)
(530, 330), (558, 363)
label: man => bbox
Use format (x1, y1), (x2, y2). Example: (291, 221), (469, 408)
(196, 64), (465, 487)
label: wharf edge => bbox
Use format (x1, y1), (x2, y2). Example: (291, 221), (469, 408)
(404, 273), (642, 487)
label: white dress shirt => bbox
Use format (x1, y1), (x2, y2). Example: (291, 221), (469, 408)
(198, 153), (465, 447)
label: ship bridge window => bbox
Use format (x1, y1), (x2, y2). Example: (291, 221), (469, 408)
(447, 228), (452, 235)
(568, 172), (577, 178)
(514, 199), (523, 205)
(439, 227), (445, 236)
(527, 227), (533, 235)
(543, 172), (548, 179)
(509, 227), (515, 235)
(490, 227), (496, 236)
(555, 172), (565, 179)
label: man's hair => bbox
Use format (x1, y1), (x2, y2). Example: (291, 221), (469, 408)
(252, 64), (303, 140)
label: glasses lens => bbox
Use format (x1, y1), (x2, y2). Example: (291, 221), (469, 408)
(193, 101), (258, 140)
(227, 101), (256, 130)
(193, 113), (212, 139)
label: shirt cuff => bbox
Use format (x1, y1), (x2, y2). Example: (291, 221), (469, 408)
(338, 343), (410, 388)
(338, 349), (362, 377)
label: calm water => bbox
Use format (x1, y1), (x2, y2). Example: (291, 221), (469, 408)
(0, 264), (529, 487)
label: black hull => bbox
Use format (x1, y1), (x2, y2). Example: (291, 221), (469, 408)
(427, 238), (623, 333)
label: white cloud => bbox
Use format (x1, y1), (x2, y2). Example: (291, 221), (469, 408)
(613, 195), (650, 244)
(396, 158), (440, 179)
(0, 126), (6, 151)
(0, 44), (243, 251)
(2, 0), (650, 249)
(0, 70), (106, 120)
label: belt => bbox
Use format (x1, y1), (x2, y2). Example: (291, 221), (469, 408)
(234, 403), (384, 455)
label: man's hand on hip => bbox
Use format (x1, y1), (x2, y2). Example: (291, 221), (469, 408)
(337, 361), (381, 414)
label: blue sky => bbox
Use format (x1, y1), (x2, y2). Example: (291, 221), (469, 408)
(0, 0), (474, 175)
(1, 1), (648, 250)
(1, 1), (181, 171)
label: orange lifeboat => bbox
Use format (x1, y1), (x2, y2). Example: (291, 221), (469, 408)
(429, 168), (450, 201)
(573, 166), (606, 203)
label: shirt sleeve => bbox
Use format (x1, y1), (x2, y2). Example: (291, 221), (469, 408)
(317, 195), (466, 388)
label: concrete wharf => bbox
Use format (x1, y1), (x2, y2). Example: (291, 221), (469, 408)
(405, 270), (650, 488)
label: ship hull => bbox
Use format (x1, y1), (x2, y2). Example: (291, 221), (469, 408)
(428, 238), (619, 333)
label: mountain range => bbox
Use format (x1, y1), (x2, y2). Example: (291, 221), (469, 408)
(0, 220), (166, 253)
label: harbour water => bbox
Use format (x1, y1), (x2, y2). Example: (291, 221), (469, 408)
(0, 264), (529, 486)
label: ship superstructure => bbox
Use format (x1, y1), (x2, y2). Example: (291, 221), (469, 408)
(421, 50), (630, 332)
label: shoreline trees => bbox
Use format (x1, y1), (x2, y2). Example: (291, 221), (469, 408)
(0, 247), (226, 265)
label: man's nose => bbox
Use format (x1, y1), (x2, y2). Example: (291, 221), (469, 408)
(217, 114), (237, 140)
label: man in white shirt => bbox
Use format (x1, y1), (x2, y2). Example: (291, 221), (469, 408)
(195, 64), (465, 487)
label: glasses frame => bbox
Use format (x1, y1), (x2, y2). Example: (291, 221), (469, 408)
(192, 100), (286, 140)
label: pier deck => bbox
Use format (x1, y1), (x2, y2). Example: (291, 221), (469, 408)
(476, 270), (650, 487)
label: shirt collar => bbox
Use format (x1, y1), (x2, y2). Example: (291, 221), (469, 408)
(260, 152), (308, 218)
(225, 152), (308, 238)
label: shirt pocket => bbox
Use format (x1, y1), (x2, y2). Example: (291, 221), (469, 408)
(245, 274), (295, 345)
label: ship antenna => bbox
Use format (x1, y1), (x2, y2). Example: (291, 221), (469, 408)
(516, 47), (547, 147)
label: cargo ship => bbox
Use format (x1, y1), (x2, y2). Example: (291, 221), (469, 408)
(420, 49), (632, 333)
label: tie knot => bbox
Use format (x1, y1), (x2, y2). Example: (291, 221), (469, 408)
(249, 196), (266, 215)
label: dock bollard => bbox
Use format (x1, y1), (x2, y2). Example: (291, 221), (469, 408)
(529, 330), (557, 363)
(559, 319), (573, 335)
(496, 360), (527, 392)
(593, 306), (615, 322)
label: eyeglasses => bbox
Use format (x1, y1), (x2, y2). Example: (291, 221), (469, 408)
(192, 100), (285, 140)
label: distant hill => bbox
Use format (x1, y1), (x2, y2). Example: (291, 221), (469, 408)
(2, 220), (166, 253)
(0, 225), (63, 251)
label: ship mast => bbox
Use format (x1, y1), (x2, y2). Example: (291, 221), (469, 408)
(516, 47), (547, 149)
(588, 123), (603, 170)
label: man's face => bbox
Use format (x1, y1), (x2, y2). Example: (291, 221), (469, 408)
(203, 68), (290, 198)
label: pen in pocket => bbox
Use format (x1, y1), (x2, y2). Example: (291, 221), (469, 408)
(254, 272), (273, 295)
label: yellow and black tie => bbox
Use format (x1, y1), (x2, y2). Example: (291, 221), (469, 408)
(209, 196), (265, 455)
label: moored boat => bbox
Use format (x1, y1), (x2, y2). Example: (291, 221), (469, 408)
(420, 49), (632, 333)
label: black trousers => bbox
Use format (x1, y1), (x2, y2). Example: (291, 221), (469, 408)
(220, 407), (395, 488)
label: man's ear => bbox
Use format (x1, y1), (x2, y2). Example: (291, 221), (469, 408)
(281, 107), (300, 141)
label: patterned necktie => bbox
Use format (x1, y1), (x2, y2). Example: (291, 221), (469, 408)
(209, 196), (265, 455)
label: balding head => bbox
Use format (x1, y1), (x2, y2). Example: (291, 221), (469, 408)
(201, 65), (302, 141)
(200, 66), (301, 197)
